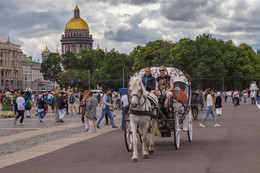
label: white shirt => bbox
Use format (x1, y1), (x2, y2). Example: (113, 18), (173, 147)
(206, 94), (213, 107)
(250, 91), (256, 98)
(121, 95), (129, 108)
(101, 94), (111, 110)
(48, 94), (52, 99)
(16, 97), (25, 111)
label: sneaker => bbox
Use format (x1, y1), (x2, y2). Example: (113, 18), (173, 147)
(60, 120), (64, 123)
(97, 126), (101, 129)
(86, 130), (93, 133)
(39, 119), (43, 123)
(14, 118), (16, 125)
(112, 125), (118, 128)
(92, 130), (96, 133)
(214, 124), (221, 127)
(199, 123), (205, 128)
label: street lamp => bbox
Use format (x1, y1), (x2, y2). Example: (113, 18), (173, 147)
(174, 84), (181, 99)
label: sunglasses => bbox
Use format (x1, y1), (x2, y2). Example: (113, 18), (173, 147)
(159, 70), (165, 72)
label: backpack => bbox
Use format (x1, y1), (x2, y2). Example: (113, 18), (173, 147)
(69, 96), (75, 104)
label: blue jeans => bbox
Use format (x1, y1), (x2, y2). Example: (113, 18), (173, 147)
(122, 108), (125, 130)
(39, 110), (46, 119)
(256, 97), (259, 104)
(97, 109), (115, 127)
(202, 106), (216, 123)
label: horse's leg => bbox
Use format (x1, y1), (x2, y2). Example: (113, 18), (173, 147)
(141, 122), (149, 159)
(130, 119), (138, 162)
(149, 119), (156, 155)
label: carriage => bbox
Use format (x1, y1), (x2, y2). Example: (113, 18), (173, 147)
(124, 66), (193, 159)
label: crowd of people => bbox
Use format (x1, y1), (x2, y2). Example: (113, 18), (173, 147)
(0, 66), (259, 131)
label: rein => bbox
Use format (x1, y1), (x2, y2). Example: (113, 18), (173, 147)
(129, 83), (153, 116)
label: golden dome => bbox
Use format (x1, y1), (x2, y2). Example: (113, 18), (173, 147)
(65, 4), (89, 31)
(104, 48), (108, 54)
(44, 46), (49, 52)
(65, 17), (89, 30)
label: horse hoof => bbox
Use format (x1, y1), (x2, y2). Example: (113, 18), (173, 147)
(149, 150), (154, 155)
(131, 158), (138, 163)
(143, 154), (149, 159)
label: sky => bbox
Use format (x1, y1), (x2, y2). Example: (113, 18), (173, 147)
(1, 0), (260, 62)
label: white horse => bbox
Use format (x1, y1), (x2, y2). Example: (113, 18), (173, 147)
(128, 78), (158, 162)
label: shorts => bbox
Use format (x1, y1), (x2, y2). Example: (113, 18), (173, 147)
(70, 103), (76, 107)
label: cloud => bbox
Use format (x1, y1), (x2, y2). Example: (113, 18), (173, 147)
(1, 0), (260, 60)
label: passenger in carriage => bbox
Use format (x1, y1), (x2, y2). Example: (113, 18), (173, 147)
(155, 66), (174, 107)
(142, 67), (156, 93)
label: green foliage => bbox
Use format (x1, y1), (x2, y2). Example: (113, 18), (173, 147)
(61, 51), (78, 70)
(40, 35), (260, 91)
(40, 53), (62, 82)
(131, 40), (176, 70)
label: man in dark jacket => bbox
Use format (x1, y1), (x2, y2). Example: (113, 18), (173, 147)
(58, 92), (66, 122)
(142, 67), (156, 92)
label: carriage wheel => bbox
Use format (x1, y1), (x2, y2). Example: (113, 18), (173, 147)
(124, 114), (133, 152)
(188, 110), (193, 142)
(192, 107), (198, 120)
(174, 113), (180, 150)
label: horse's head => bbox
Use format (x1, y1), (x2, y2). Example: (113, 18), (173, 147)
(129, 78), (146, 108)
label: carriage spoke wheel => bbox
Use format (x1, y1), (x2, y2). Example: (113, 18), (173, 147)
(188, 110), (193, 142)
(192, 107), (198, 120)
(124, 115), (133, 152)
(174, 113), (180, 150)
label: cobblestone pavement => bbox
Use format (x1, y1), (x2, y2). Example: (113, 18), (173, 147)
(0, 101), (122, 158)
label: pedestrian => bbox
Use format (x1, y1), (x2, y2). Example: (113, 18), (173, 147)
(14, 92), (25, 124)
(53, 92), (59, 123)
(243, 91), (248, 104)
(97, 89), (118, 129)
(44, 93), (48, 113)
(121, 91), (129, 130)
(233, 89), (239, 105)
(199, 88), (221, 128)
(86, 91), (98, 133)
(97, 92), (101, 107)
(224, 91), (228, 103)
(256, 90), (260, 104)
(58, 92), (66, 123)
(81, 91), (88, 124)
(215, 92), (222, 116)
(69, 93), (77, 115)
(0, 91), (4, 107)
(64, 91), (69, 114)
(12, 91), (19, 116)
(24, 90), (33, 118)
(37, 93), (46, 123)
(250, 90), (256, 105)
(82, 91), (89, 131)
(78, 91), (84, 114)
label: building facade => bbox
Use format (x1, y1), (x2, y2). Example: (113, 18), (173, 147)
(60, 4), (93, 55)
(0, 37), (23, 91)
(22, 59), (53, 91)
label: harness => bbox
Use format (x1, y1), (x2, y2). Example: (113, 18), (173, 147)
(129, 84), (155, 117)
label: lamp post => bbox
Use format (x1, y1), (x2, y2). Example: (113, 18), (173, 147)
(174, 84), (181, 99)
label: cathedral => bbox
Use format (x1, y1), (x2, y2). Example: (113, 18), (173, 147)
(60, 4), (93, 55)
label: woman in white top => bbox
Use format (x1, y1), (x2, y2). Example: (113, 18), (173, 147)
(200, 88), (221, 127)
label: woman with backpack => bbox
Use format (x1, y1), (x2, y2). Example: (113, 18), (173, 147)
(69, 93), (77, 115)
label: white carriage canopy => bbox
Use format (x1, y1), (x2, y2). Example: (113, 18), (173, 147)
(132, 66), (191, 107)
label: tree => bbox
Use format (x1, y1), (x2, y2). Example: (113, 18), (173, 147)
(40, 53), (62, 82)
(131, 40), (176, 70)
(61, 51), (78, 70)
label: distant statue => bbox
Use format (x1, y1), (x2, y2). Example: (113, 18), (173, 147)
(250, 81), (259, 91)
(0, 91), (15, 117)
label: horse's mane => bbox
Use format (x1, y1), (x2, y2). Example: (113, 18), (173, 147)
(130, 78), (148, 96)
